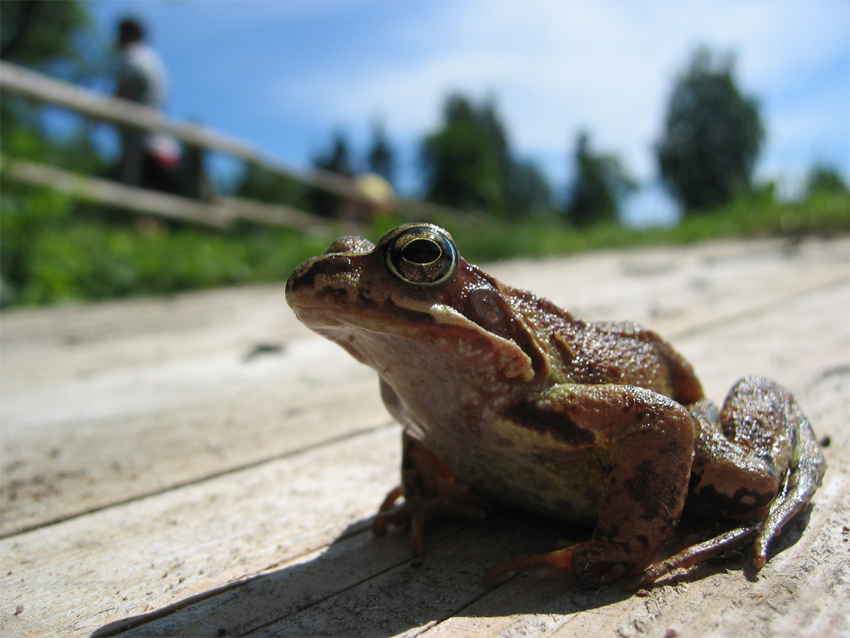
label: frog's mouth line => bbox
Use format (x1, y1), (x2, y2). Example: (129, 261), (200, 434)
(293, 302), (537, 383)
(290, 303), (444, 342)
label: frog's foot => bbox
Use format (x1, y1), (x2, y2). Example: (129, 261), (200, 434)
(484, 547), (575, 587)
(372, 433), (487, 554)
(372, 486), (408, 537)
(497, 535), (739, 589)
(752, 413), (825, 567)
(632, 524), (757, 588)
(372, 486), (486, 555)
(486, 540), (654, 588)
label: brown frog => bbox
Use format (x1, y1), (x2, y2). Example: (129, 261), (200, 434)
(285, 223), (826, 587)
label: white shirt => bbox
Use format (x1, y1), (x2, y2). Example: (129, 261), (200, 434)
(117, 42), (168, 109)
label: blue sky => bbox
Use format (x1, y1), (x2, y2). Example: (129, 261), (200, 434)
(86, 1), (849, 225)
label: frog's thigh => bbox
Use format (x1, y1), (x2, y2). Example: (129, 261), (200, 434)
(689, 376), (826, 565)
(689, 376), (824, 521)
(547, 384), (696, 578)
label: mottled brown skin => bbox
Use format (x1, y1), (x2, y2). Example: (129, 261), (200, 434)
(285, 223), (826, 587)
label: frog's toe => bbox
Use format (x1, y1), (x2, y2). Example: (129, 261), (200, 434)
(373, 492), (487, 555)
(632, 525), (757, 588)
(372, 503), (412, 538)
(484, 546), (576, 586)
(752, 418), (826, 568)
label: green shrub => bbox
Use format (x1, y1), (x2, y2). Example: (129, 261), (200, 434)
(1, 176), (846, 308)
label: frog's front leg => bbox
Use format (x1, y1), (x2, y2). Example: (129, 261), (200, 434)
(685, 376), (826, 568)
(372, 432), (486, 554)
(487, 384), (696, 587)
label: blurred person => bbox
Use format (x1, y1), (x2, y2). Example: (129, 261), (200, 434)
(114, 17), (180, 191)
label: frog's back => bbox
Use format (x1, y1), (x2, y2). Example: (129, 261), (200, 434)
(511, 290), (703, 404)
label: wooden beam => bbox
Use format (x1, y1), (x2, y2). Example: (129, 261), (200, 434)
(0, 60), (454, 216)
(219, 196), (336, 229)
(0, 156), (230, 227)
(0, 156), (334, 230)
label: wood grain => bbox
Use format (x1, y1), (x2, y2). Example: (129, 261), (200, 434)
(1, 236), (847, 637)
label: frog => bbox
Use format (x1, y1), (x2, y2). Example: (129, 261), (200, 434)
(285, 222), (827, 587)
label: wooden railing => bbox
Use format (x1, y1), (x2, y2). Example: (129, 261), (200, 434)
(0, 60), (456, 228)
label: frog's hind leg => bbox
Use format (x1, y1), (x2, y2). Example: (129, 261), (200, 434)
(687, 376), (826, 569)
(371, 433), (486, 554)
(489, 385), (698, 587)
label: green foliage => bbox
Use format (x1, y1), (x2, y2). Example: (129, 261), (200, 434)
(0, 189), (340, 307)
(504, 159), (553, 219)
(565, 131), (636, 227)
(656, 48), (765, 212)
(0, 175), (74, 306)
(422, 115), (502, 211)
(310, 131), (354, 218)
(14, 223), (326, 305)
(421, 93), (552, 219)
(1, 0), (92, 70)
(1, 0), (108, 179)
(235, 162), (308, 210)
(806, 164), (849, 197)
(1, 177), (846, 308)
(367, 120), (395, 186)
(1, 4), (844, 309)
(447, 187), (848, 265)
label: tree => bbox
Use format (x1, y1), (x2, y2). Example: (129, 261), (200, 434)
(806, 164), (849, 197)
(1, 1), (108, 175)
(310, 131), (354, 217)
(1, 0), (92, 70)
(565, 131), (635, 227)
(504, 160), (553, 218)
(656, 48), (764, 212)
(421, 94), (503, 212)
(421, 92), (551, 218)
(235, 163), (307, 210)
(366, 120), (395, 186)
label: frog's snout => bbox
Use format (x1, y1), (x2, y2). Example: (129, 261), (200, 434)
(286, 254), (348, 297)
(286, 235), (375, 302)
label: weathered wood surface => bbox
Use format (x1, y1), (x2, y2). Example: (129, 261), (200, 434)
(1, 236), (848, 637)
(0, 155), (333, 230)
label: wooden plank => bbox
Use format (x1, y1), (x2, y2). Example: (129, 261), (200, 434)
(92, 456), (850, 638)
(0, 238), (847, 637)
(0, 156), (336, 230)
(0, 285), (388, 536)
(1, 238), (847, 537)
(2, 279), (846, 637)
(0, 425), (402, 638)
(220, 195), (333, 229)
(0, 156), (230, 227)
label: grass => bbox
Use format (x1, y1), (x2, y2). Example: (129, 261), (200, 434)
(441, 187), (849, 263)
(1, 180), (847, 308)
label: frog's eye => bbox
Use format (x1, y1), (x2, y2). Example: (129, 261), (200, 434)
(385, 225), (458, 287)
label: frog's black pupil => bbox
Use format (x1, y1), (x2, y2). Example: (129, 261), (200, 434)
(402, 238), (441, 264)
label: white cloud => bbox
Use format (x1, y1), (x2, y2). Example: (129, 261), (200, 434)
(267, 1), (848, 196)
